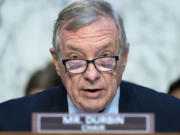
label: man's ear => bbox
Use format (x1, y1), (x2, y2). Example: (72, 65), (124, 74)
(50, 48), (61, 76)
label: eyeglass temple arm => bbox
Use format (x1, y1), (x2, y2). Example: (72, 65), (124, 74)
(117, 48), (123, 56)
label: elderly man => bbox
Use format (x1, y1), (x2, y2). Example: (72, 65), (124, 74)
(0, 0), (180, 132)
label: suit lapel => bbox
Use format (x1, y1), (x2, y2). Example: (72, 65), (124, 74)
(119, 81), (144, 113)
(49, 85), (69, 112)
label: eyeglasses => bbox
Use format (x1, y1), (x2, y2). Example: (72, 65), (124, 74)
(62, 56), (119, 74)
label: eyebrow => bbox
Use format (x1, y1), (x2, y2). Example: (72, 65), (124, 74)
(96, 42), (113, 55)
(66, 44), (85, 55)
(66, 44), (83, 52)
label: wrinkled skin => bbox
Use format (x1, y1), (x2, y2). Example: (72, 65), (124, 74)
(51, 16), (129, 113)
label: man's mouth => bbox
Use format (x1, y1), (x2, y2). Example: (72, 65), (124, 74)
(82, 88), (103, 98)
(84, 89), (100, 92)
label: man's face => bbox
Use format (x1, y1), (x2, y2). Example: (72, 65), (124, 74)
(51, 16), (128, 113)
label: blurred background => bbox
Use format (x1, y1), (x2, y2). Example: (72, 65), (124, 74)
(0, 0), (180, 102)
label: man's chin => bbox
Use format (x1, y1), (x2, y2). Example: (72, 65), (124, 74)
(80, 103), (105, 113)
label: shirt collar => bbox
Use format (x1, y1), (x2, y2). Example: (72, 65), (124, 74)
(67, 87), (120, 114)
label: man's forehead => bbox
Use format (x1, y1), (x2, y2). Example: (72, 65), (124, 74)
(60, 16), (118, 43)
(61, 16), (117, 36)
(64, 42), (114, 53)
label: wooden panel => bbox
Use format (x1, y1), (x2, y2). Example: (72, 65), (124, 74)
(0, 133), (180, 135)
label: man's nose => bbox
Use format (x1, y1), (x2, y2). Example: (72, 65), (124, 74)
(83, 63), (100, 83)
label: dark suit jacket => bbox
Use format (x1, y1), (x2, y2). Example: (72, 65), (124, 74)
(0, 81), (180, 132)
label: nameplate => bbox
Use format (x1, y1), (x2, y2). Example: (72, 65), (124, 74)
(32, 113), (154, 133)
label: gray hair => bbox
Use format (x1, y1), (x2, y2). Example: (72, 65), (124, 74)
(52, 0), (127, 58)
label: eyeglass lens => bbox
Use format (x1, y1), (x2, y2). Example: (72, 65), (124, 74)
(65, 57), (116, 73)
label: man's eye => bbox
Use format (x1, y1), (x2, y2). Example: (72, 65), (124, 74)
(102, 53), (110, 57)
(70, 55), (79, 59)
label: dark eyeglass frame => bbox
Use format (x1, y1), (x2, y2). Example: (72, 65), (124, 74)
(62, 56), (119, 74)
